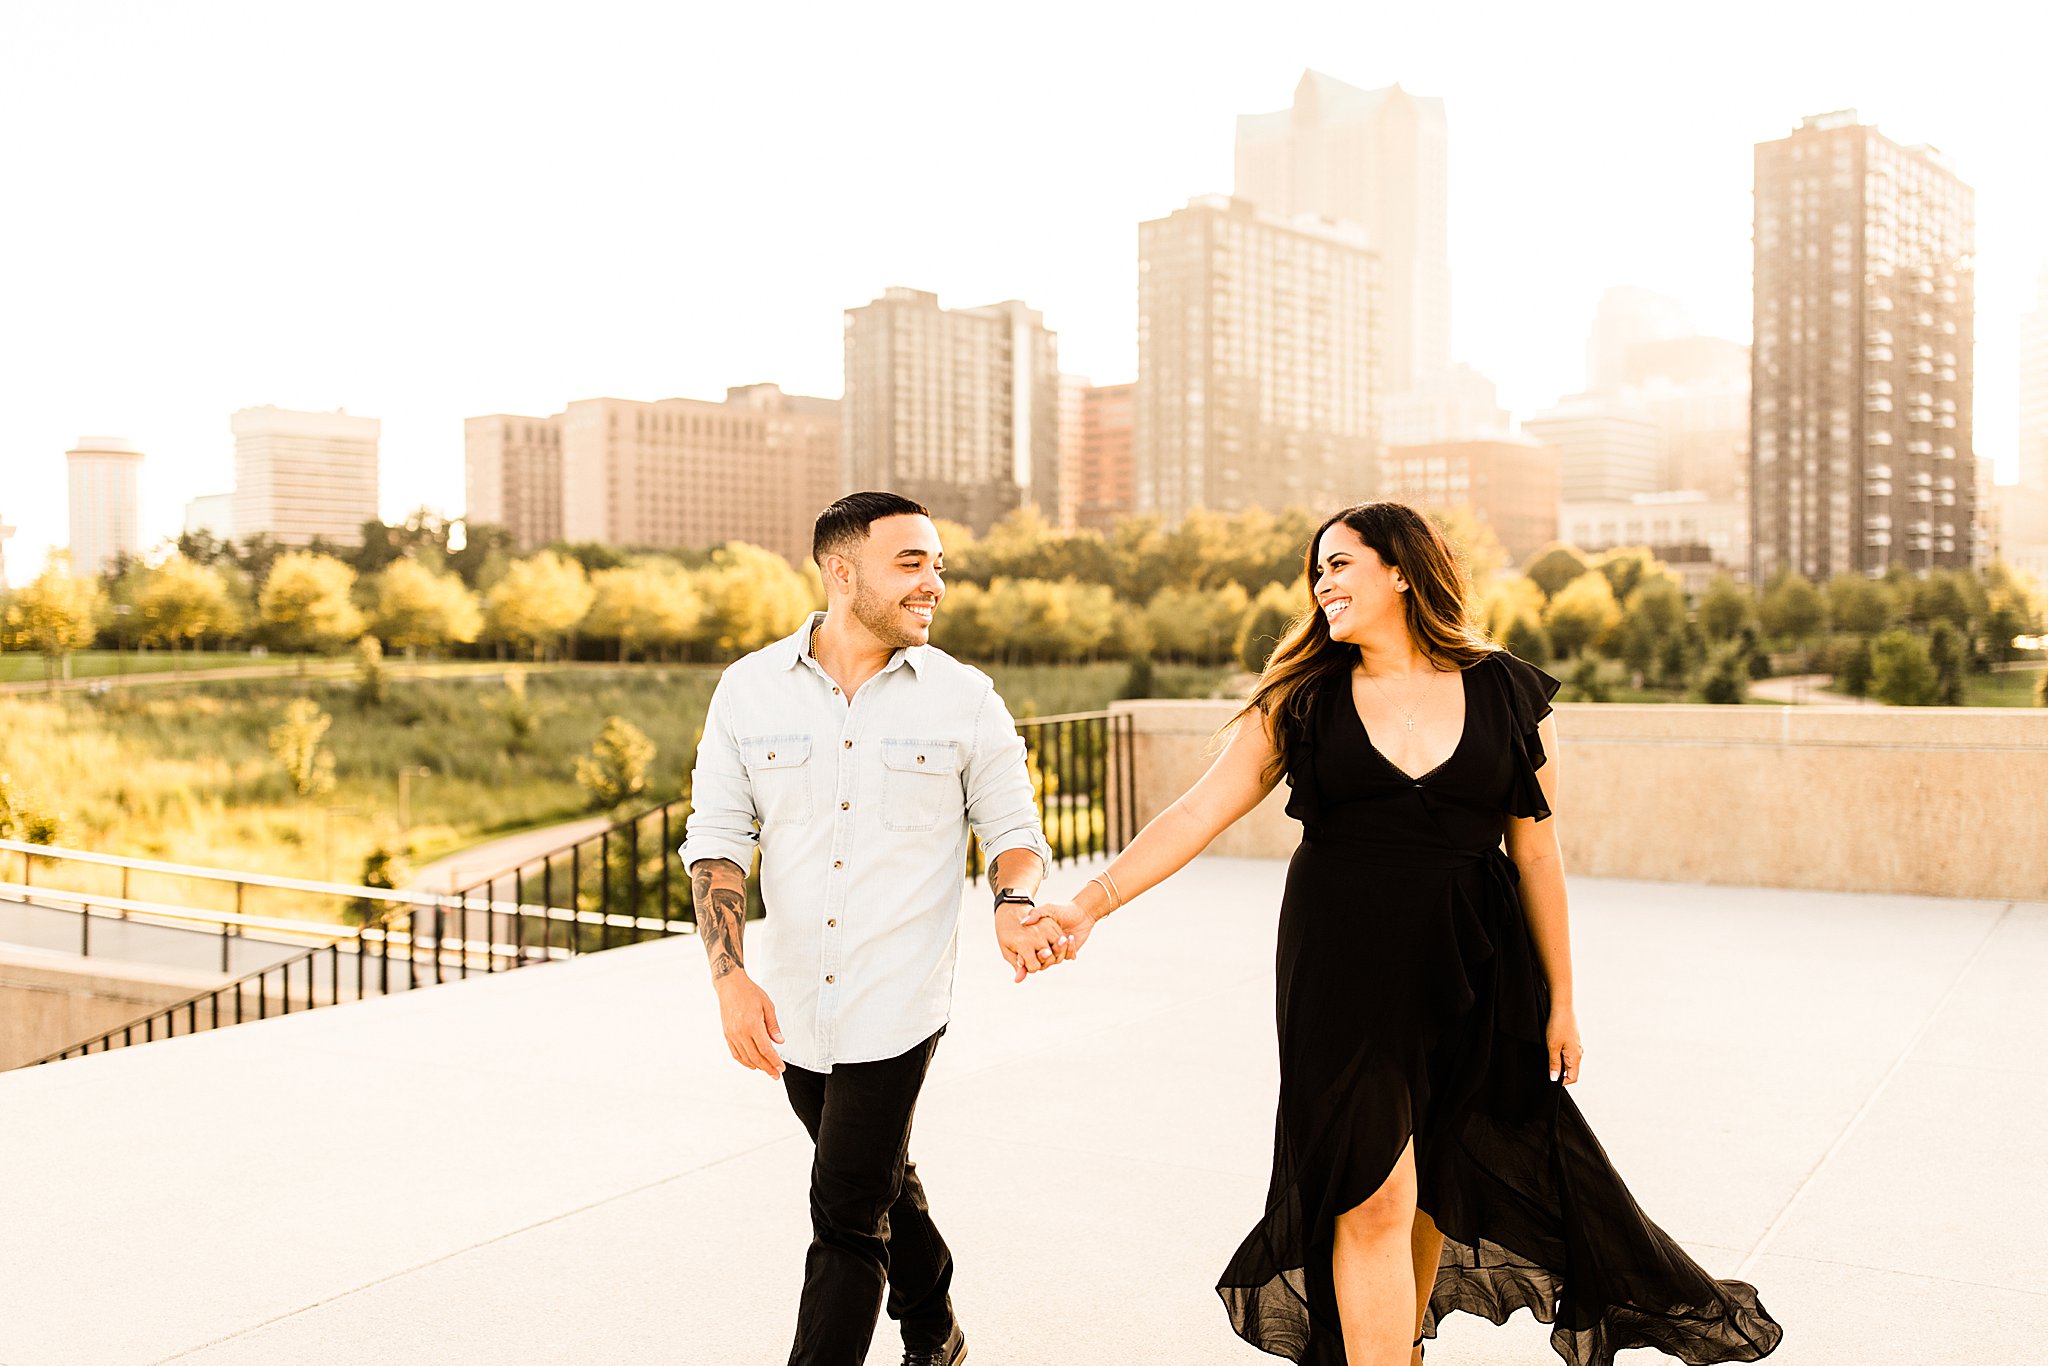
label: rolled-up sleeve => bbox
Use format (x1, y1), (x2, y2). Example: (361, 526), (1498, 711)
(963, 686), (1053, 872)
(678, 680), (760, 873)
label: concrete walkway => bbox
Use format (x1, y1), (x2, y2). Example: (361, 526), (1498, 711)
(1747, 674), (1880, 707)
(1, 858), (2042, 1364)
(403, 815), (619, 895)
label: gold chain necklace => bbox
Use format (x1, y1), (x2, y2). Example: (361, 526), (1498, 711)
(1362, 664), (1437, 732)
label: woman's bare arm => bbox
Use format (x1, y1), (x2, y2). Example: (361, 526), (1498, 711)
(1504, 715), (1583, 1081)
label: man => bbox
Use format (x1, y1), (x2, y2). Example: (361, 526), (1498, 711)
(679, 491), (1069, 1366)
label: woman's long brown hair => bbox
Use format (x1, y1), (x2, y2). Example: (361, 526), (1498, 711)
(1235, 501), (1497, 784)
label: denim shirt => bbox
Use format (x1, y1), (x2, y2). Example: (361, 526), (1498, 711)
(679, 612), (1053, 1070)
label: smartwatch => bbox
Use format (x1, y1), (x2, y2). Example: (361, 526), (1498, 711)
(992, 887), (1036, 915)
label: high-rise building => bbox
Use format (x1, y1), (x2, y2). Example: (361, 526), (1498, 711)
(1056, 373), (1090, 532)
(1380, 363), (1510, 448)
(1137, 195), (1380, 526)
(183, 493), (235, 539)
(231, 406), (381, 548)
(1235, 70), (1448, 396)
(553, 384), (840, 565)
(1751, 110), (1976, 582)
(1625, 336), (1751, 502)
(842, 288), (1058, 535)
(2010, 262), (2048, 554)
(65, 436), (144, 576)
(1585, 287), (1694, 395)
(1074, 382), (1136, 536)
(1562, 491), (1749, 595)
(1379, 439), (1560, 564)
(1522, 395), (1661, 503)
(465, 414), (565, 551)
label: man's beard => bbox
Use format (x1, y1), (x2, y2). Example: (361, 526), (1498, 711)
(849, 572), (930, 649)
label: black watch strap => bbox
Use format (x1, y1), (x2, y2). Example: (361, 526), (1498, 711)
(992, 887), (1035, 914)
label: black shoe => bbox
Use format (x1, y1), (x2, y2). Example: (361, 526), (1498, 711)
(901, 1325), (966, 1366)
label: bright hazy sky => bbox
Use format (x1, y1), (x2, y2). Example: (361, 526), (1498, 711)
(3, 0), (2042, 579)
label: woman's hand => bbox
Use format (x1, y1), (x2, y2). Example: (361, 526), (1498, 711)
(1547, 1004), (1584, 1085)
(996, 909), (1069, 983)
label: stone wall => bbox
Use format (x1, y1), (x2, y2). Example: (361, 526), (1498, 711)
(0, 949), (226, 1070)
(1108, 700), (2048, 901)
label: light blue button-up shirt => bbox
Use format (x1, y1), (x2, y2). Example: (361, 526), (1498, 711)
(678, 612), (1053, 1071)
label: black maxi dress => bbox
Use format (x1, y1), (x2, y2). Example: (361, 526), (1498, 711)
(1217, 651), (1781, 1365)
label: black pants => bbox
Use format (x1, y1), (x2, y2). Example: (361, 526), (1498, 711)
(782, 1029), (956, 1366)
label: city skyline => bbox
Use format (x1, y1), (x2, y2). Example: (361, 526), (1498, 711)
(3, 3), (2042, 577)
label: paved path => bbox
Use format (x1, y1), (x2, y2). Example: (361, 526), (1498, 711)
(3, 859), (2043, 1363)
(1749, 673), (1882, 707)
(403, 815), (621, 895)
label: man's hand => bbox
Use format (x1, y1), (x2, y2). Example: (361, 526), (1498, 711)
(996, 907), (1069, 984)
(715, 971), (786, 1078)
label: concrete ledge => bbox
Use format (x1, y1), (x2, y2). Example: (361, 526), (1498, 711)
(0, 946), (226, 1070)
(1112, 700), (2048, 900)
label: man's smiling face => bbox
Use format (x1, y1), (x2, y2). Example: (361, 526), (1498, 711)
(848, 513), (944, 648)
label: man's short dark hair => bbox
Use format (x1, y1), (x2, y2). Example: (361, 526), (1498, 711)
(811, 491), (931, 567)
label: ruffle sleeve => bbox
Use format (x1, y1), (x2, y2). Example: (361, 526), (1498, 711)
(1489, 650), (1562, 822)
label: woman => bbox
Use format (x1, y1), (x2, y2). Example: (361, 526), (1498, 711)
(1031, 503), (1781, 1365)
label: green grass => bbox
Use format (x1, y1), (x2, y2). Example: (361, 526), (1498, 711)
(0, 649), (288, 683)
(1965, 664), (2047, 708)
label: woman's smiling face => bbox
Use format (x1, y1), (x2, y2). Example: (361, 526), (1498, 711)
(1313, 521), (1404, 644)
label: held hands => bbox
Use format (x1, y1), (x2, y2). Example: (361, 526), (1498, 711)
(999, 901), (1098, 983)
(715, 971), (786, 1079)
(996, 905), (1073, 984)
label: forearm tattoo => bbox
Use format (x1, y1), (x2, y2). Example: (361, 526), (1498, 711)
(691, 858), (749, 980)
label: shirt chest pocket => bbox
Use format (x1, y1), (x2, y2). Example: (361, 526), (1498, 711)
(741, 735), (813, 827)
(879, 739), (962, 833)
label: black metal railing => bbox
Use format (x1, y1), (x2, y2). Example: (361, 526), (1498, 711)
(31, 709), (1137, 1066)
(969, 710), (1136, 879)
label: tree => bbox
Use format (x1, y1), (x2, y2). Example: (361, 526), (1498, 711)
(269, 698), (338, 797)
(1236, 580), (1302, 673)
(1871, 629), (1938, 706)
(1698, 643), (1751, 705)
(6, 561), (104, 687)
(1698, 574), (1754, 643)
(1592, 546), (1664, 605)
(584, 564), (703, 661)
(1839, 639), (1875, 697)
(1523, 544), (1592, 600)
(2037, 665), (2048, 708)
(927, 580), (992, 660)
(1542, 573), (1620, 658)
(1759, 570), (1825, 645)
(483, 551), (596, 660)
(136, 555), (238, 661)
(1981, 563), (2043, 664)
(1429, 507), (1509, 584)
(576, 716), (656, 809)
(1824, 573), (1893, 636)
(1142, 583), (1250, 664)
(1617, 575), (1686, 681)
(259, 552), (365, 664)
(354, 635), (387, 707)
(371, 559), (483, 656)
(691, 543), (811, 657)
(1928, 620), (1967, 706)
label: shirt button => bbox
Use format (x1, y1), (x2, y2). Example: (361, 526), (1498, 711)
(843, 740), (852, 749)
(916, 754), (925, 764)
(825, 975), (835, 984)
(840, 801), (849, 811)
(833, 859), (843, 869)
(766, 751), (776, 760)
(827, 918), (837, 927)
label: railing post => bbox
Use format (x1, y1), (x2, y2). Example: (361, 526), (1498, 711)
(660, 805), (672, 926)
(221, 920), (231, 973)
(513, 867), (527, 967)
(628, 817), (641, 940)
(571, 843), (581, 956)
(599, 830), (612, 951)
(80, 905), (90, 956)
(542, 855), (555, 960)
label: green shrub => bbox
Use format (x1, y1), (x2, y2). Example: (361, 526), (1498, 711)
(1699, 644), (1751, 705)
(1872, 629), (1938, 706)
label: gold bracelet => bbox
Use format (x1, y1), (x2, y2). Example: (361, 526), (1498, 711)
(1089, 871), (1123, 914)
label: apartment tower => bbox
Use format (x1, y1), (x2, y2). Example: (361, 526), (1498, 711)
(465, 414), (564, 551)
(842, 289), (1059, 535)
(544, 384), (840, 565)
(1235, 70), (1448, 397)
(1750, 111), (1976, 581)
(231, 407), (381, 548)
(65, 436), (145, 576)
(1136, 196), (1380, 526)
